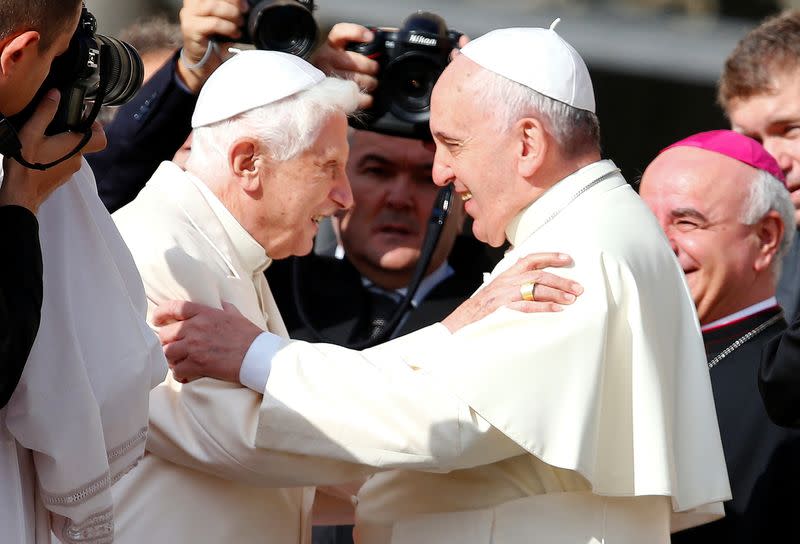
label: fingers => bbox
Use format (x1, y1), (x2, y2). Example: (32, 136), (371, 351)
(82, 121), (107, 154)
(513, 252), (573, 273)
(18, 89), (60, 139)
(327, 23), (374, 49)
(526, 270), (583, 299)
(152, 299), (205, 327)
(505, 301), (564, 314)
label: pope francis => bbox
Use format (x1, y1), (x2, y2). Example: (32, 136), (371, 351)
(149, 25), (731, 544)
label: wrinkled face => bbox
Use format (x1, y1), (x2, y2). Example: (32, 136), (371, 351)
(728, 69), (800, 223)
(5, 4), (81, 116)
(639, 147), (765, 324)
(339, 130), (463, 278)
(256, 112), (353, 259)
(429, 56), (522, 247)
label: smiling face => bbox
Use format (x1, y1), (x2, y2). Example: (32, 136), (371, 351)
(429, 56), (530, 248)
(727, 69), (800, 222)
(639, 147), (773, 324)
(250, 112), (353, 259)
(338, 129), (464, 287)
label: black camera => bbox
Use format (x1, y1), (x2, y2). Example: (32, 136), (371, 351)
(347, 12), (462, 139)
(10, 5), (143, 136)
(240, 0), (317, 58)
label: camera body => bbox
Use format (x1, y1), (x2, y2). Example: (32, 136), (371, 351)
(240, 0), (317, 58)
(10, 6), (143, 135)
(348, 12), (462, 140)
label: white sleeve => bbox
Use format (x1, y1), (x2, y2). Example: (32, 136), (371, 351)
(239, 332), (288, 393)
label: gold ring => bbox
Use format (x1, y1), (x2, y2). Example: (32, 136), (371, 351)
(520, 281), (536, 302)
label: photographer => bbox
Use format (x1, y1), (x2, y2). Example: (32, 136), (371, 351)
(0, 1), (107, 410)
(0, 2), (165, 543)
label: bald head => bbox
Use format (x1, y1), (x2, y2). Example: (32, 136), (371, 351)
(639, 146), (792, 324)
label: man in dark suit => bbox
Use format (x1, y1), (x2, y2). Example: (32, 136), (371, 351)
(639, 130), (800, 544)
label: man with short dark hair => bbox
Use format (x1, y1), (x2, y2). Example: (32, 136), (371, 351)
(719, 9), (800, 319)
(0, 2), (165, 542)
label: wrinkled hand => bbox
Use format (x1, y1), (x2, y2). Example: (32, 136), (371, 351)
(311, 23), (379, 109)
(177, 0), (245, 92)
(441, 253), (583, 333)
(0, 89), (106, 212)
(152, 300), (262, 383)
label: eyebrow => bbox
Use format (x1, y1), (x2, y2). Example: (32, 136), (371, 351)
(356, 154), (434, 171)
(670, 207), (707, 221)
(356, 154), (392, 168)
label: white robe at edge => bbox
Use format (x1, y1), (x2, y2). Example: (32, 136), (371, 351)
(0, 160), (165, 544)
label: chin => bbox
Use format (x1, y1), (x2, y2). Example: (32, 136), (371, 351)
(377, 249), (420, 271)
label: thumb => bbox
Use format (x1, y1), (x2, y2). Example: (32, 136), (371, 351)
(221, 301), (243, 315)
(19, 89), (60, 137)
(152, 299), (203, 326)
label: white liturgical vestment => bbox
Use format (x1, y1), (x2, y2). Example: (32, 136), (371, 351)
(111, 161), (317, 543)
(146, 160), (731, 544)
(0, 160), (166, 544)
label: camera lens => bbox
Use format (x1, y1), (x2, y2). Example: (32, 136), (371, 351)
(384, 55), (443, 123)
(93, 35), (144, 106)
(249, 1), (317, 58)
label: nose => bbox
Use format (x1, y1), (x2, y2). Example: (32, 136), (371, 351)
(763, 139), (793, 178)
(332, 171), (354, 210)
(432, 149), (454, 188)
(384, 175), (414, 209)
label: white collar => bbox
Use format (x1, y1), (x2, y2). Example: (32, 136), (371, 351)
(700, 297), (779, 333)
(505, 159), (621, 247)
(172, 163), (271, 276)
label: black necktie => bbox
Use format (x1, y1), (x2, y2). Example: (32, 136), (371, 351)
(364, 289), (400, 342)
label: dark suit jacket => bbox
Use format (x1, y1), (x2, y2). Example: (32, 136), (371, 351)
(675, 307), (800, 543)
(761, 312), (800, 428)
(87, 52), (197, 213)
(0, 205), (43, 408)
(267, 235), (491, 346)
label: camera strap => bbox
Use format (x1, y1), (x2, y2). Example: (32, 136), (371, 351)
(0, 45), (110, 171)
(292, 185), (454, 349)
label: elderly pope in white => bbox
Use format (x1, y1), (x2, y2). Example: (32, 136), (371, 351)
(147, 23), (731, 544)
(110, 51), (367, 543)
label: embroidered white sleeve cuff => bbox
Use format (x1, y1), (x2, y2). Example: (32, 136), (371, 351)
(240, 332), (288, 393)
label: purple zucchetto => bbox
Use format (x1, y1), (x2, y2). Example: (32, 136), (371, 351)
(660, 129), (786, 186)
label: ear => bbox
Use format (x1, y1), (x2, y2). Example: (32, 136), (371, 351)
(0, 31), (41, 78)
(516, 117), (547, 178)
(753, 210), (784, 273)
(229, 138), (262, 193)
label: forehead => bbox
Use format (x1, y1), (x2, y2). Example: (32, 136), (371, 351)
(349, 130), (433, 166)
(307, 112), (349, 155)
(728, 70), (800, 132)
(640, 147), (753, 213)
(430, 55), (482, 134)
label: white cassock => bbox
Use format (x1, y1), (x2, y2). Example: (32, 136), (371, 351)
(0, 160), (166, 544)
(111, 161), (369, 544)
(146, 160), (731, 544)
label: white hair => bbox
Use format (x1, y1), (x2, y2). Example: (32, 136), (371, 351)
(186, 77), (360, 178)
(740, 169), (795, 277)
(469, 67), (601, 157)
